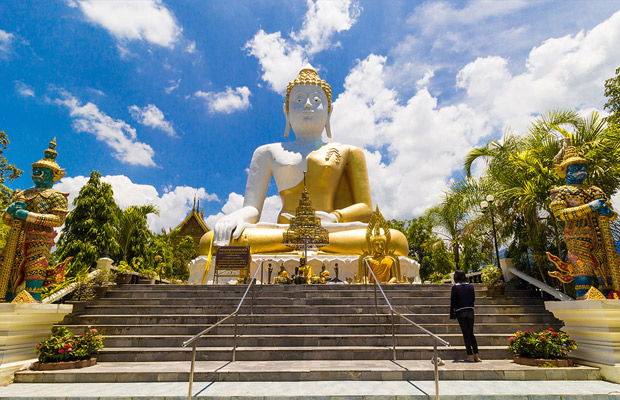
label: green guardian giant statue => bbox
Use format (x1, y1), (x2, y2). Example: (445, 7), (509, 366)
(0, 139), (70, 302)
(546, 139), (620, 299)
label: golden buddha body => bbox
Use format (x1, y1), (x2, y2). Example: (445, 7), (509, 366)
(200, 66), (408, 257)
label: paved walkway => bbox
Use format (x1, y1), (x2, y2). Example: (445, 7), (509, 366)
(1, 380), (620, 399)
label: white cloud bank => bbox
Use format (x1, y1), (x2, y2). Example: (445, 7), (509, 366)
(129, 104), (176, 136)
(56, 174), (219, 233)
(53, 92), (156, 167)
(327, 10), (620, 220)
(74, 0), (182, 48)
(245, 0), (360, 93)
(195, 87), (251, 114)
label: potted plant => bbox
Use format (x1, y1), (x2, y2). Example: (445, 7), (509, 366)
(33, 326), (105, 370)
(508, 328), (577, 367)
(115, 261), (133, 284)
(137, 269), (157, 284)
(91, 270), (115, 298)
(481, 265), (505, 296)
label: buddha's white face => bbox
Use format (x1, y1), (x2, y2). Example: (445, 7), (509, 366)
(287, 84), (329, 139)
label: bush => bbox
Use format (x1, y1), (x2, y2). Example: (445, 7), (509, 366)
(508, 328), (576, 359)
(481, 265), (503, 286)
(35, 326), (105, 363)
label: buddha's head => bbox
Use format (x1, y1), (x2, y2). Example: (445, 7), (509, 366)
(284, 66), (333, 139)
(372, 236), (387, 256)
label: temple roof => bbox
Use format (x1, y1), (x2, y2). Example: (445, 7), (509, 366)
(171, 196), (210, 246)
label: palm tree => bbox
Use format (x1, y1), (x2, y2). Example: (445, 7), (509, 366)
(115, 204), (159, 263)
(462, 109), (620, 284)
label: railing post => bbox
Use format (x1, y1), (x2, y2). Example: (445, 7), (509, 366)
(391, 309), (396, 361)
(434, 341), (439, 400)
(233, 312), (238, 362)
(251, 282), (255, 315)
(374, 281), (378, 315)
(188, 343), (196, 400)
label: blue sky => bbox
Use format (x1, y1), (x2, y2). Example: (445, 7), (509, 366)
(1, 0), (620, 232)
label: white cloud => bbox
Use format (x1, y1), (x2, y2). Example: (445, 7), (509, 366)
(53, 92), (156, 167)
(0, 29), (14, 58)
(56, 174), (219, 233)
(186, 41), (196, 54)
(76, 0), (182, 48)
(14, 81), (34, 97)
(165, 79), (180, 94)
(205, 193), (282, 229)
(325, 10), (620, 220)
(409, 0), (528, 35)
(128, 104), (176, 137)
(331, 54), (490, 218)
(195, 87), (251, 114)
(291, 0), (361, 54)
(245, 0), (360, 93)
(456, 10), (620, 133)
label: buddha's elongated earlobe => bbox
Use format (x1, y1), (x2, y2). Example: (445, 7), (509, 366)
(325, 106), (333, 138)
(283, 103), (290, 138)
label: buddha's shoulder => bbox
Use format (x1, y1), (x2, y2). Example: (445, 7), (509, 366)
(324, 142), (364, 156)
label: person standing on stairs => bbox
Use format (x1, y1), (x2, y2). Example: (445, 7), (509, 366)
(450, 270), (481, 362)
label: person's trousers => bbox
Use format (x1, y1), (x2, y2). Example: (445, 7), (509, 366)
(456, 308), (478, 355)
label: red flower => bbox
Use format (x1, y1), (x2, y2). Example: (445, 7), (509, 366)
(553, 332), (558, 337)
(67, 348), (72, 352)
(548, 328), (554, 331)
(508, 337), (514, 342)
(59, 349), (65, 353)
(91, 329), (98, 333)
(541, 337), (547, 341)
(36, 345), (40, 349)
(64, 344), (70, 348)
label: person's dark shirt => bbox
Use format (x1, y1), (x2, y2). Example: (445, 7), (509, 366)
(450, 283), (475, 319)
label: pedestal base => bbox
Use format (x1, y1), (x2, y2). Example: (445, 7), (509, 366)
(188, 254), (421, 285)
(545, 299), (620, 383)
(0, 303), (73, 366)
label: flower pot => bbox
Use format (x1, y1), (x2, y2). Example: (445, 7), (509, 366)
(486, 285), (505, 297)
(115, 273), (132, 285)
(32, 357), (97, 371)
(93, 286), (108, 298)
(137, 278), (154, 284)
(514, 355), (573, 367)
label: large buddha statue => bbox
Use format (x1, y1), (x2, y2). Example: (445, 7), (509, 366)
(199, 66), (408, 257)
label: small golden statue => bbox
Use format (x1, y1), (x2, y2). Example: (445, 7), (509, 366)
(274, 265), (292, 284)
(0, 139), (71, 302)
(360, 206), (400, 284)
(319, 264), (330, 283)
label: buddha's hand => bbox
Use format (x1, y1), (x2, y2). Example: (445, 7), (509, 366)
(316, 211), (338, 223)
(281, 211), (338, 223)
(214, 215), (247, 247)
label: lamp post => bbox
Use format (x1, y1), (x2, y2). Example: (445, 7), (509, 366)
(481, 195), (501, 270)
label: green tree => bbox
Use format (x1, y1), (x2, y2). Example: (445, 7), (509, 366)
(388, 216), (436, 281)
(462, 109), (620, 285)
(55, 171), (119, 276)
(0, 131), (23, 252)
(604, 66), (620, 129)
(114, 204), (159, 265)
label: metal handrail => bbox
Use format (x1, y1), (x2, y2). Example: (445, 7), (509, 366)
(363, 259), (449, 400)
(182, 261), (263, 400)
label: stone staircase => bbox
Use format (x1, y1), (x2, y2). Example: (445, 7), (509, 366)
(15, 283), (587, 381)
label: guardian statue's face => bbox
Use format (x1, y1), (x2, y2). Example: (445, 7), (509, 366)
(31, 166), (54, 187)
(566, 163), (588, 184)
(288, 84), (329, 137)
